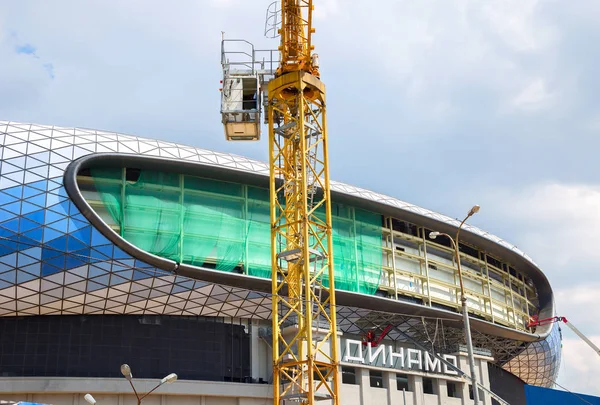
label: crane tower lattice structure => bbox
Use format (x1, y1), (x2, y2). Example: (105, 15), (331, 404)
(269, 1), (339, 404)
(219, 1), (340, 404)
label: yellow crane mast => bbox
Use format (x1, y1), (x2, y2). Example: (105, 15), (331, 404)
(268, 2), (339, 404)
(219, 1), (339, 404)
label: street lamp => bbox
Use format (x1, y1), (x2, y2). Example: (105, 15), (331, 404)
(429, 204), (481, 405)
(85, 365), (178, 405)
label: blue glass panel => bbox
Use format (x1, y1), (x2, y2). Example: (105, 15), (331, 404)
(46, 255), (66, 269)
(95, 261), (112, 271)
(45, 236), (67, 254)
(1, 185), (23, 199)
(89, 265), (108, 278)
(0, 280), (11, 289)
(87, 280), (106, 292)
(57, 186), (70, 199)
(17, 252), (38, 267)
(69, 201), (81, 216)
(70, 213), (86, 222)
(68, 218), (88, 233)
(0, 270), (16, 282)
(132, 270), (151, 281)
(24, 209), (45, 225)
(92, 274), (110, 286)
(172, 284), (190, 294)
(17, 270), (36, 284)
(47, 179), (62, 192)
(0, 243), (17, 257)
(0, 263), (12, 273)
(95, 244), (113, 258)
(65, 255), (85, 270)
(2, 201), (21, 215)
(113, 247), (130, 260)
(23, 228), (43, 244)
(47, 218), (68, 233)
(20, 218), (40, 233)
(134, 259), (153, 269)
(176, 279), (195, 290)
(45, 194), (69, 210)
(43, 227), (64, 243)
(41, 247), (62, 262)
(113, 269), (132, 280)
(91, 229), (110, 246)
(0, 192), (18, 205)
(70, 226), (92, 246)
(28, 179), (49, 191)
(21, 263), (41, 276)
(119, 259), (135, 268)
(6, 156), (26, 168)
(27, 193), (47, 208)
(21, 201), (41, 215)
(21, 247), (41, 260)
(109, 274), (128, 286)
(0, 253), (17, 267)
(23, 185), (44, 199)
(67, 236), (87, 252)
(45, 209), (65, 226)
(41, 262), (62, 276)
(90, 248), (110, 262)
(0, 209), (13, 223)
(0, 218), (19, 232)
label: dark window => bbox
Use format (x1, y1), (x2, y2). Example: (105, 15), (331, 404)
(447, 382), (460, 398)
(469, 385), (484, 400)
(396, 373), (409, 391)
(423, 377), (436, 395)
(341, 366), (356, 385)
(370, 370), (384, 388)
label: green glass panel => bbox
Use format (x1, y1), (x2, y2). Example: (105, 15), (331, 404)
(88, 168), (383, 294)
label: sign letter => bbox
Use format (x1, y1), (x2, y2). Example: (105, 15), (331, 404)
(343, 339), (365, 363)
(424, 352), (441, 373)
(388, 346), (405, 369)
(407, 348), (422, 370)
(443, 355), (459, 376)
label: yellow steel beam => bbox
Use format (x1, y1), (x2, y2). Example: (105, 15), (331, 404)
(269, 69), (339, 405)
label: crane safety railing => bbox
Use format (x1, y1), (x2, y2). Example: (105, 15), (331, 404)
(221, 38), (278, 77)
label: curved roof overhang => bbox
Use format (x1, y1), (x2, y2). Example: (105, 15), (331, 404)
(64, 152), (554, 342)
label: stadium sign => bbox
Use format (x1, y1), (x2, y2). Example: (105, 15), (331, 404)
(342, 339), (460, 376)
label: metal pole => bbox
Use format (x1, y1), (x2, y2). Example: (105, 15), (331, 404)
(454, 211), (481, 405)
(402, 388), (407, 405)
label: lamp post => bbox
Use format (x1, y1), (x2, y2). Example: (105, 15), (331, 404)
(84, 364), (178, 405)
(429, 204), (481, 405)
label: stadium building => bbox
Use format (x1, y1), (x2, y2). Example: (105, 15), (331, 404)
(0, 121), (561, 405)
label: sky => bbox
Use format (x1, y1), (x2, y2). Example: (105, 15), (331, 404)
(1, 0), (599, 397)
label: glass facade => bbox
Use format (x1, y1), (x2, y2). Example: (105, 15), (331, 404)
(0, 121), (561, 388)
(81, 167), (383, 295)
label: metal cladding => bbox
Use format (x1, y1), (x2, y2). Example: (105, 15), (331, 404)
(0, 121), (561, 387)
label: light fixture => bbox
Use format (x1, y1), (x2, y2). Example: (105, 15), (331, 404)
(468, 204), (480, 217)
(120, 363), (133, 380)
(84, 394), (97, 405)
(429, 231), (440, 239)
(161, 373), (178, 385)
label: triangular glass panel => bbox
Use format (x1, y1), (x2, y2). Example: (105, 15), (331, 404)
(0, 177), (20, 190)
(0, 270), (16, 283)
(21, 263), (41, 276)
(70, 226), (91, 246)
(16, 270), (37, 284)
(2, 147), (24, 160)
(45, 209), (66, 225)
(0, 253), (17, 267)
(46, 255), (66, 270)
(65, 255), (86, 270)
(52, 146), (74, 160)
(17, 251), (39, 267)
(24, 209), (45, 225)
(23, 185), (45, 199)
(24, 170), (47, 184)
(48, 166), (64, 179)
(95, 244), (113, 258)
(29, 151), (51, 164)
(91, 229), (111, 246)
(4, 155), (26, 169)
(66, 235), (87, 252)
(19, 218), (41, 233)
(89, 265), (108, 278)
(3, 171), (24, 184)
(0, 218), (19, 232)
(20, 247), (41, 260)
(43, 227), (64, 243)
(47, 218), (68, 233)
(23, 228), (43, 243)
(21, 201), (42, 215)
(1, 185), (23, 199)
(87, 280), (106, 292)
(25, 156), (46, 169)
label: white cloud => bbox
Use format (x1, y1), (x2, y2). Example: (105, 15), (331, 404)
(511, 77), (555, 112)
(559, 337), (600, 396)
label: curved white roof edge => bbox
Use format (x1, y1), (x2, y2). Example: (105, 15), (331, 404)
(0, 120), (539, 272)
